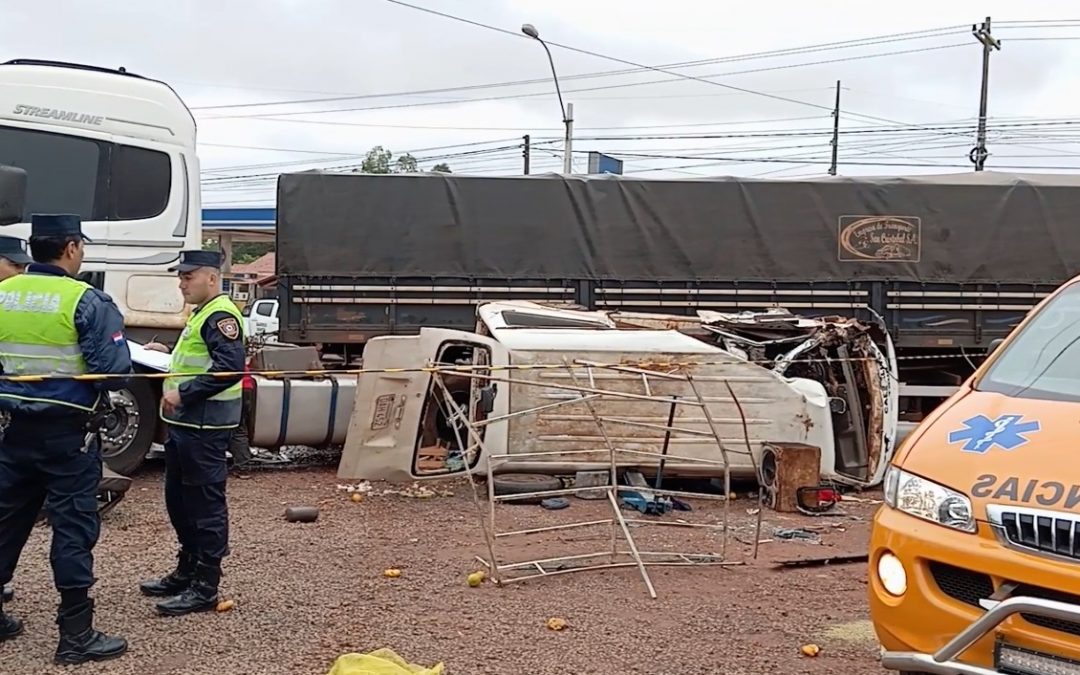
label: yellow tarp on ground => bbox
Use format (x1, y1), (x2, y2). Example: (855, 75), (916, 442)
(326, 648), (445, 675)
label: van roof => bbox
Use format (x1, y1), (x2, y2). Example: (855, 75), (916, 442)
(494, 328), (723, 354)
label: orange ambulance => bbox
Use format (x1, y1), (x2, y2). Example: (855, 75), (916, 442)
(870, 273), (1080, 674)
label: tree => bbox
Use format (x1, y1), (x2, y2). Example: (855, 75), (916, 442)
(394, 153), (418, 173)
(359, 146), (393, 174)
(353, 145), (449, 174)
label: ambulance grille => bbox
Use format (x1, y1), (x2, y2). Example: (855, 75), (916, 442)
(987, 504), (1080, 562)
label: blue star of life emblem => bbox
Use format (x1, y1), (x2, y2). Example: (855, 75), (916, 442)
(947, 414), (1041, 454)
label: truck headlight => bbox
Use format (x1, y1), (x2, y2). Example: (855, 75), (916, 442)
(883, 466), (976, 533)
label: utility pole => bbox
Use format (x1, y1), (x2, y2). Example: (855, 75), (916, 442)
(829, 80), (840, 176)
(523, 134), (531, 174)
(970, 16), (1001, 171)
(563, 102), (574, 174)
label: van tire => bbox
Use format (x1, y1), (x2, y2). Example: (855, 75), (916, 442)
(98, 377), (158, 476)
(492, 474), (563, 504)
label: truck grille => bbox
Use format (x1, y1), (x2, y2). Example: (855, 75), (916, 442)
(987, 504), (1080, 561)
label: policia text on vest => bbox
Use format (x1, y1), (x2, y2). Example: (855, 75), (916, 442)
(0, 213), (132, 665)
(138, 249), (247, 619)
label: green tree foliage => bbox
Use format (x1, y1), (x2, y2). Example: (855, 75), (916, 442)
(355, 145), (448, 174)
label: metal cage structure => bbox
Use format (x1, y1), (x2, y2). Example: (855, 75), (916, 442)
(430, 359), (766, 599)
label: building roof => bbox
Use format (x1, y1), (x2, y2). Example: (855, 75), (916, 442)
(231, 252), (275, 277)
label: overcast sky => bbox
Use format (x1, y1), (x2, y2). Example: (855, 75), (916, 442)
(4, 0), (1080, 205)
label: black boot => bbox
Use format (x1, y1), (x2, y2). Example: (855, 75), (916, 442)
(54, 599), (127, 665)
(2, 583), (12, 602)
(139, 550), (195, 597)
(156, 560), (221, 617)
(0, 595), (23, 642)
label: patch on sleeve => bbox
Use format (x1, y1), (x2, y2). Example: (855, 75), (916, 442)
(216, 317), (240, 341)
(111, 331), (125, 345)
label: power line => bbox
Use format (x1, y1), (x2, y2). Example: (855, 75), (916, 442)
(376, 1), (993, 130)
(201, 43), (970, 123)
(192, 23), (970, 112)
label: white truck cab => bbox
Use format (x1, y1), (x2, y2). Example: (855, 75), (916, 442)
(0, 59), (201, 340)
(0, 59), (203, 473)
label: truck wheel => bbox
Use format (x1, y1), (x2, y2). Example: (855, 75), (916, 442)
(99, 377), (157, 476)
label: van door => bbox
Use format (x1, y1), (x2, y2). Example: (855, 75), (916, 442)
(337, 327), (509, 482)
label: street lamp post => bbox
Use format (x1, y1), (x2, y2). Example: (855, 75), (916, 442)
(522, 23), (573, 174)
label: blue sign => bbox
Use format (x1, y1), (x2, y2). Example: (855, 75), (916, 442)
(587, 151), (624, 175)
(947, 414), (1040, 453)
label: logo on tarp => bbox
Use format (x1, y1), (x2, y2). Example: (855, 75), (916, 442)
(838, 215), (921, 262)
(947, 414), (1040, 454)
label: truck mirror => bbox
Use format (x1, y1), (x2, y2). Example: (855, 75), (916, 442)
(0, 165), (27, 227)
(987, 338), (1005, 354)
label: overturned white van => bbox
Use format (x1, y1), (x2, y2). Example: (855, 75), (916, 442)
(338, 302), (898, 488)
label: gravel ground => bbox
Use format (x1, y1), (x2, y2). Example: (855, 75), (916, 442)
(1, 465), (886, 675)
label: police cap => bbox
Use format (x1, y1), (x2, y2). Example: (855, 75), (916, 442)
(168, 249), (224, 273)
(0, 235), (31, 265)
(30, 213), (92, 242)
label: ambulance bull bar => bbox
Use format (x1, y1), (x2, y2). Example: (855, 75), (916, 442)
(881, 596), (1080, 674)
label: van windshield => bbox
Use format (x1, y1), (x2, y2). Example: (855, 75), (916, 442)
(978, 282), (1080, 402)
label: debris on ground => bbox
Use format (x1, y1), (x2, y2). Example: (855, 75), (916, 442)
(326, 649), (445, 675)
(800, 644), (821, 657)
(546, 618), (568, 631)
(381, 483), (455, 499)
(540, 497), (570, 510)
(383, 568), (402, 578)
(216, 599), (236, 613)
(774, 554), (870, 569)
(284, 506), (320, 523)
(467, 571), (485, 587)
(336, 481), (373, 494)
(5, 466), (883, 673)
(773, 527), (821, 543)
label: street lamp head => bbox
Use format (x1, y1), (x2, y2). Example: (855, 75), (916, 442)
(521, 23), (540, 39)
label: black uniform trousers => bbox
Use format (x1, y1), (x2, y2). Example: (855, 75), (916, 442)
(163, 425), (230, 564)
(0, 418), (101, 591)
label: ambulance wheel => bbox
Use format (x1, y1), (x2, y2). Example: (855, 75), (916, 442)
(99, 377), (157, 476)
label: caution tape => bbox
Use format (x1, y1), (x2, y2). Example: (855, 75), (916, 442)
(0, 350), (988, 383)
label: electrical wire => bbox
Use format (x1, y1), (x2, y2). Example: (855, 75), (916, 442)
(203, 43), (970, 122)
(192, 22), (971, 112)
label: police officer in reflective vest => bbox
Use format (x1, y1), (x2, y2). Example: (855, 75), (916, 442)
(0, 214), (131, 664)
(0, 236), (29, 607)
(0, 235), (30, 281)
(139, 250), (245, 616)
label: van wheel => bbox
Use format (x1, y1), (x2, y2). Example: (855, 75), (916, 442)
(99, 377), (157, 476)
(492, 474), (563, 504)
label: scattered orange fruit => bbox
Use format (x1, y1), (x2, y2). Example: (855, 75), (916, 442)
(383, 568), (402, 578)
(467, 571), (485, 587)
(215, 599), (235, 613)
(800, 644), (820, 657)
(350, 493), (363, 503)
(546, 617), (567, 631)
